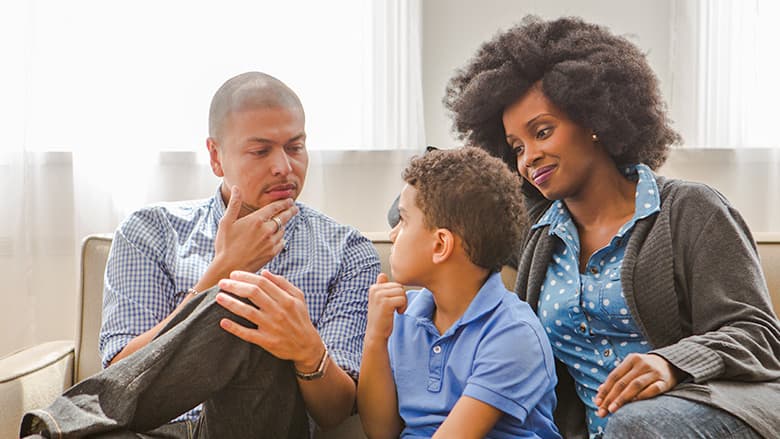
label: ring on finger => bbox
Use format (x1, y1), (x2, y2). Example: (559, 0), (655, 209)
(270, 216), (283, 233)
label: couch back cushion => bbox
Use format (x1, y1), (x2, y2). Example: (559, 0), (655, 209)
(77, 233), (780, 380)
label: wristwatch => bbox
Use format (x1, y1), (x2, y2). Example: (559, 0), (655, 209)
(295, 348), (329, 381)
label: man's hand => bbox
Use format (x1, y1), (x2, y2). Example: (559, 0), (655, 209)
(212, 186), (299, 277)
(215, 270), (324, 371)
(365, 273), (407, 342)
(594, 353), (681, 417)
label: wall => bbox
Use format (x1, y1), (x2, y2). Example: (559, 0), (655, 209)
(422, 0), (674, 149)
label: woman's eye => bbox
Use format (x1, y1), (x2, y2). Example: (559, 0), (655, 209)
(536, 127), (551, 139)
(512, 144), (525, 155)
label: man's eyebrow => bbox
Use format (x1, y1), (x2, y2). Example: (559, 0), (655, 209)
(247, 133), (306, 144)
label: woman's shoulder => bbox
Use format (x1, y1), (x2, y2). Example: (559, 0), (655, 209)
(656, 176), (734, 216)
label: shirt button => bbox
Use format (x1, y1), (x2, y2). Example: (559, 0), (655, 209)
(604, 348), (612, 357)
(590, 267), (599, 275)
(579, 323), (587, 333)
(432, 346), (442, 354)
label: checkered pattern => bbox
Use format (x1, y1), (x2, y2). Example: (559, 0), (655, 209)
(99, 187), (380, 423)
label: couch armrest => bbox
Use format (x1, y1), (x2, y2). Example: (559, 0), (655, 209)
(0, 340), (75, 438)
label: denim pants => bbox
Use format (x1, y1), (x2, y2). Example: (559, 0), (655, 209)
(603, 394), (761, 439)
(20, 287), (309, 438)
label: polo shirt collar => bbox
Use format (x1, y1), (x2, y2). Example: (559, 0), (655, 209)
(406, 272), (506, 336)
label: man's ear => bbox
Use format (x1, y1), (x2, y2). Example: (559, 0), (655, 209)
(432, 228), (455, 265)
(206, 138), (224, 177)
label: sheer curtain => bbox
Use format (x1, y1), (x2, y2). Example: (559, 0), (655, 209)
(671, 0), (780, 148)
(1, 0), (423, 358)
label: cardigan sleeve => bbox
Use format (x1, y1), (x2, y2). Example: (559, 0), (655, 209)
(651, 184), (780, 382)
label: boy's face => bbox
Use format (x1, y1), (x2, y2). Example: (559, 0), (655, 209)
(388, 184), (435, 286)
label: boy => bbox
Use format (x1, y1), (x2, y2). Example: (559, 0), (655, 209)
(358, 147), (561, 439)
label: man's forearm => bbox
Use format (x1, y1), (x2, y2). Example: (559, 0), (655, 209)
(108, 292), (198, 365)
(297, 356), (357, 429)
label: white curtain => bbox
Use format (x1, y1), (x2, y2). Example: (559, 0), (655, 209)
(1, 0), (423, 358)
(675, 0), (780, 148)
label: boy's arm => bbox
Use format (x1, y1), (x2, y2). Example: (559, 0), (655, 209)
(433, 396), (503, 439)
(357, 274), (406, 439)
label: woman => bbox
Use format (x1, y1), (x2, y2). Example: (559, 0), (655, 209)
(444, 16), (780, 439)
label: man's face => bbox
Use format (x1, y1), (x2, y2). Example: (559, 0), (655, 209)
(208, 106), (308, 215)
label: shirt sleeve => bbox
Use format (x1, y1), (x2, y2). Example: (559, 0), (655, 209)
(463, 318), (557, 423)
(317, 232), (381, 381)
(98, 208), (180, 367)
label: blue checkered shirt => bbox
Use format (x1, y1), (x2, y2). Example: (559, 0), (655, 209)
(99, 187), (380, 423)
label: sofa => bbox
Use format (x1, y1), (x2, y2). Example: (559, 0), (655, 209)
(1, 232), (778, 438)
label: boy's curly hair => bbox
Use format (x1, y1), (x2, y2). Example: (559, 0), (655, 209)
(444, 16), (681, 177)
(402, 147), (526, 271)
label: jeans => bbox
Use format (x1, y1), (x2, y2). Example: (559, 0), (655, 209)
(603, 394), (761, 439)
(20, 287), (309, 438)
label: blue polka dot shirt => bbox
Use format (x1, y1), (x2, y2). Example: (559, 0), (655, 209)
(533, 164), (660, 438)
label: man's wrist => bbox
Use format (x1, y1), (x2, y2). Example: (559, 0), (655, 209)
(295, 346), (329, 381)
(295, 341), (327, 374)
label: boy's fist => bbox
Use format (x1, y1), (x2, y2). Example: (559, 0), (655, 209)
(366, 273), (407, 341)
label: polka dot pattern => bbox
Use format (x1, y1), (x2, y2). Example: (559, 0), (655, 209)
(533, 164), (660, 438)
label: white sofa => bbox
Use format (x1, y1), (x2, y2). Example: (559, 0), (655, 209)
(1, 232), (778, 438)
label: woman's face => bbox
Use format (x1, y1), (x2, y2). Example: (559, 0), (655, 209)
(502, 86), (601, 201)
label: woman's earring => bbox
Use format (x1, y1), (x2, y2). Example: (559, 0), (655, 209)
(591, 133), (599, 142)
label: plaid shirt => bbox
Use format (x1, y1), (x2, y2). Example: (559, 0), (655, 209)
(99, 187), (379, 422)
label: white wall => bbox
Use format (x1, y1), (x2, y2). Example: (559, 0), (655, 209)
(422, 0), (674, 148)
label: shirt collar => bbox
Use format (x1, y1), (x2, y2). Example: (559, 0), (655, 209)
(211, 186), (226, 223)
(406, 272), (507, 336)
(532, 164), (661, 235)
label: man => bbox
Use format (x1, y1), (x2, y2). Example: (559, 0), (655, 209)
(20, 72), (380, 438)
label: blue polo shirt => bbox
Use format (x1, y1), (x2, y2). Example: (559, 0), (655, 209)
(388, 272), (561, 439)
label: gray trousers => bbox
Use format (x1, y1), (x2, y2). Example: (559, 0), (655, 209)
(20, 287), (309, 438)
(603, 394), (761, 439)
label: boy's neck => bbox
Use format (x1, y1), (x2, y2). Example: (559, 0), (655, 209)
(427, 258), (491, 335)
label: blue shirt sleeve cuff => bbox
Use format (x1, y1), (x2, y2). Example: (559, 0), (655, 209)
(463, 382), (529, 423)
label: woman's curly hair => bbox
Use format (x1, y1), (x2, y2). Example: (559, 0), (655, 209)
(444, 16), (681, 176)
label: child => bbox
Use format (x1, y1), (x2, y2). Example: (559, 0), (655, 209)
(358, 147), (561, 439)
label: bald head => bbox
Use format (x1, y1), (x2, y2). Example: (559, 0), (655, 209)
(208, 72), (304, 140)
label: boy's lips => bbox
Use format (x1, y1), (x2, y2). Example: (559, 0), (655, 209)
(531, 165), (556, 185)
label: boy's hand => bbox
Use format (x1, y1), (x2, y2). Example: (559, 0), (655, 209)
(365, 273), (407, 342)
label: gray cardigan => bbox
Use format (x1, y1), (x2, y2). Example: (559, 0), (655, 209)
(515, 175), (780, 439)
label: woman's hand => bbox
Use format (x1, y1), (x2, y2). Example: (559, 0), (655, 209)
(594, 353), (684, 417)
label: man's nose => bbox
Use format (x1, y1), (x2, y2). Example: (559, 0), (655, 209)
(270, 149), (292, 176)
